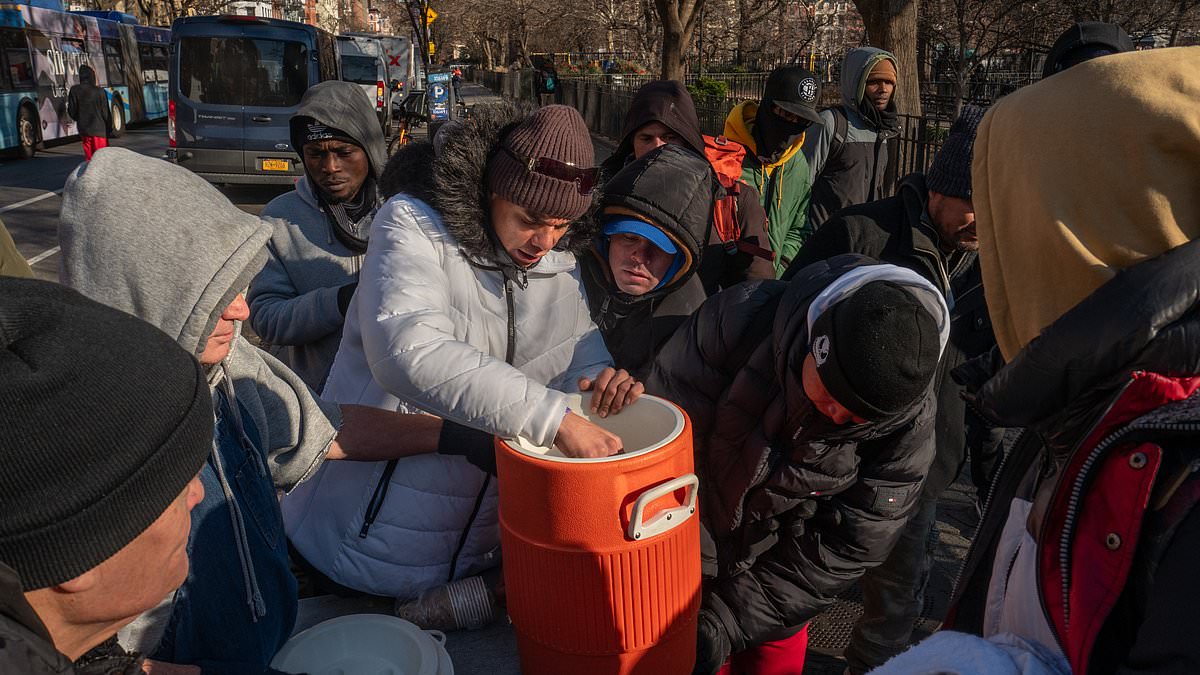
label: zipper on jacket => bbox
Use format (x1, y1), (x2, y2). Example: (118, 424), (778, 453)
(1054, 406), (1200, 631)
(504, 277), (516, 365)
(1030, 381), (1131, 656)
(447, 473), (492, 582)
(359, 459), (399, 538)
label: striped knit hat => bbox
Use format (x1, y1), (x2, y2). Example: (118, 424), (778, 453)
(485, 105), (594, 220)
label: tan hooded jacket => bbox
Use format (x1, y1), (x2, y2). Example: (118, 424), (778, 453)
(973, 46), (1200, 360)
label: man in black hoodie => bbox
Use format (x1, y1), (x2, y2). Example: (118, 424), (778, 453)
(582, 144), (719, 378)
(601, 80), (775, 293)
(67, 64), (111, 160)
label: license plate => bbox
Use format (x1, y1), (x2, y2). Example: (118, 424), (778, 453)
(261, 159), (289, 171)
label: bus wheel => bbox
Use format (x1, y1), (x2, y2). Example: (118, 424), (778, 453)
(17, 105), (37, 159)
(110, 101), (126, 138)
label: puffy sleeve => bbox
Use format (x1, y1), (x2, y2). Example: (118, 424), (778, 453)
(354, 198), (586, 447)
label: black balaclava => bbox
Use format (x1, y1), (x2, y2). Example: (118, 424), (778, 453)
(298, 118), (376, 254)
(753, 102), (809, 164)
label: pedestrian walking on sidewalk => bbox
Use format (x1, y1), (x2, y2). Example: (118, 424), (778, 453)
(67, 65), (111, 160)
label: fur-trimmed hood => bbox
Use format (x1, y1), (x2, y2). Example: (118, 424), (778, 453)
(379, 100), (600, 267)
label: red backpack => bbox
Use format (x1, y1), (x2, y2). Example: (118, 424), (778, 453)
(703, 135), (775, 262)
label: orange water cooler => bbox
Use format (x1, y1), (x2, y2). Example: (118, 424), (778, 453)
(495, 394), (700, 675)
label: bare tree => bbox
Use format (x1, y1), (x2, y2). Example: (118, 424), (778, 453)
(921, 0), (1060, 115)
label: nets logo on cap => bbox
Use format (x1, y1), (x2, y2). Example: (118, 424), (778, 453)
(812, 334), (831, 366)
(798, 77), (819, 103)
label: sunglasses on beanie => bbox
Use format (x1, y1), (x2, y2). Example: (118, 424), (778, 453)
(503, 146), (599, 195)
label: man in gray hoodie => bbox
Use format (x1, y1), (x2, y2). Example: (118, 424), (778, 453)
(248, 81), (387, 391)
(803, 47), (900, 231)
(57, 147), (492, 673)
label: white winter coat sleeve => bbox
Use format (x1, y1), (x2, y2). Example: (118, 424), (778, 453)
(356, 200), (599, 448)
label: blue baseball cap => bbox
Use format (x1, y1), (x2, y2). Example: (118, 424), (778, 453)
(601, 215), (684, 290)
(602, 216), (678, 255)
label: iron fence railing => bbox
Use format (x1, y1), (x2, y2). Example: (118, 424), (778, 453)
(480, 71), (962, 177)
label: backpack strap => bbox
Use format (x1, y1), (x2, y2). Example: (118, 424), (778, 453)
(826, 105), (849, 166)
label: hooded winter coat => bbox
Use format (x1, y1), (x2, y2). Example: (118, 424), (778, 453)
(248, 81), (388, 391)
(67, 65), (110, 138)
(58, 147), (340, 672)
(282, 101), (612, 598)
(582, 144), (716, 378)
(803, 47), (899, 231)
(940, 49), (1200, 675)
(784, 173), (996, 497)
(599, 80), (774, 291)
(724, 100), (812, 276)
(647, 255), (947, 653)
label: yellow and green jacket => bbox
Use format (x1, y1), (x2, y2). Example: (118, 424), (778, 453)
(724, 101), (813, 276)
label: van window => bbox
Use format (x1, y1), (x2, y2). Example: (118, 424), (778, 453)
(178, 36), (307, 106)
(340, 55), (377, 84)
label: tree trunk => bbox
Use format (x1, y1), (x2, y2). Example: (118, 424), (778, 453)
(853, 0), (922, 116)
(655, 0), (704, 80)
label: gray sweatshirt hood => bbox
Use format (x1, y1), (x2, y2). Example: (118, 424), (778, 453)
(59, 147), (271, 358)
(289, 80), (388, 179)
(841, 47), (897, 109)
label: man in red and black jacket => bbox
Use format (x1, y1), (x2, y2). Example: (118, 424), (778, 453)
(872, 46), (1200, 675)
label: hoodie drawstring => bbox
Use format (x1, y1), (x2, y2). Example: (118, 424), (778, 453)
(215, 368), (268, 622)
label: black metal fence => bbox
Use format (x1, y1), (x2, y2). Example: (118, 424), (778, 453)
(478, 70), (953, 177)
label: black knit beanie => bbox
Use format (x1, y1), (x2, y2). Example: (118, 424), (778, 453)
(926, 105), (986, 200)
(485, 104), (595, 220)
(810, 281), (939, 421)
(0, 278), (212, 590)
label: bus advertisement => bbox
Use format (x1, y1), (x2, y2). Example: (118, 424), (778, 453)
(0, 0), (169, 158)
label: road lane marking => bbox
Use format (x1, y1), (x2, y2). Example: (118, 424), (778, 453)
(0, 189), (62, 214)
(26, 245), (60, 266)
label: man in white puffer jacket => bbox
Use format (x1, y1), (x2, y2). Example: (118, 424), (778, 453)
(283, 103), (640, 600)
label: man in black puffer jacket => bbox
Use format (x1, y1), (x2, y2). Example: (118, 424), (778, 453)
(648, 255), (950, 674)
(581, 143), (719, 378)
(783, 105), (1001, 673)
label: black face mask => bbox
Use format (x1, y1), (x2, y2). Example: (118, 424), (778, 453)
(858, 95), (898, 133)
(754, 101), (810, 163)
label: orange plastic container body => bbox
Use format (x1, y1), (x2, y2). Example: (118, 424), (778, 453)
(496, 397), (700, 675)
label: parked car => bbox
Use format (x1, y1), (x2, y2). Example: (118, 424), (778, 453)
(167, 14), (340, 184)
(337, 35), (390, 131)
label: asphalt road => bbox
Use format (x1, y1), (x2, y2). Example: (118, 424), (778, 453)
(0, 120), (289, 283)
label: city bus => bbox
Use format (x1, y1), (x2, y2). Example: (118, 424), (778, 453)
(0, 0), (170, 158)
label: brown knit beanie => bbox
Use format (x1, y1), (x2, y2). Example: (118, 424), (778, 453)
(485, 105), (594, 220)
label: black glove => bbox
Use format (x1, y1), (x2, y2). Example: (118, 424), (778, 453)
(438, 420), (497, 475)
(694, 608), (731, 675)
(337, 282), (358, 316)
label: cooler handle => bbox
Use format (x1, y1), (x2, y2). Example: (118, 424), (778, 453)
(628, 473), (699, 541)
